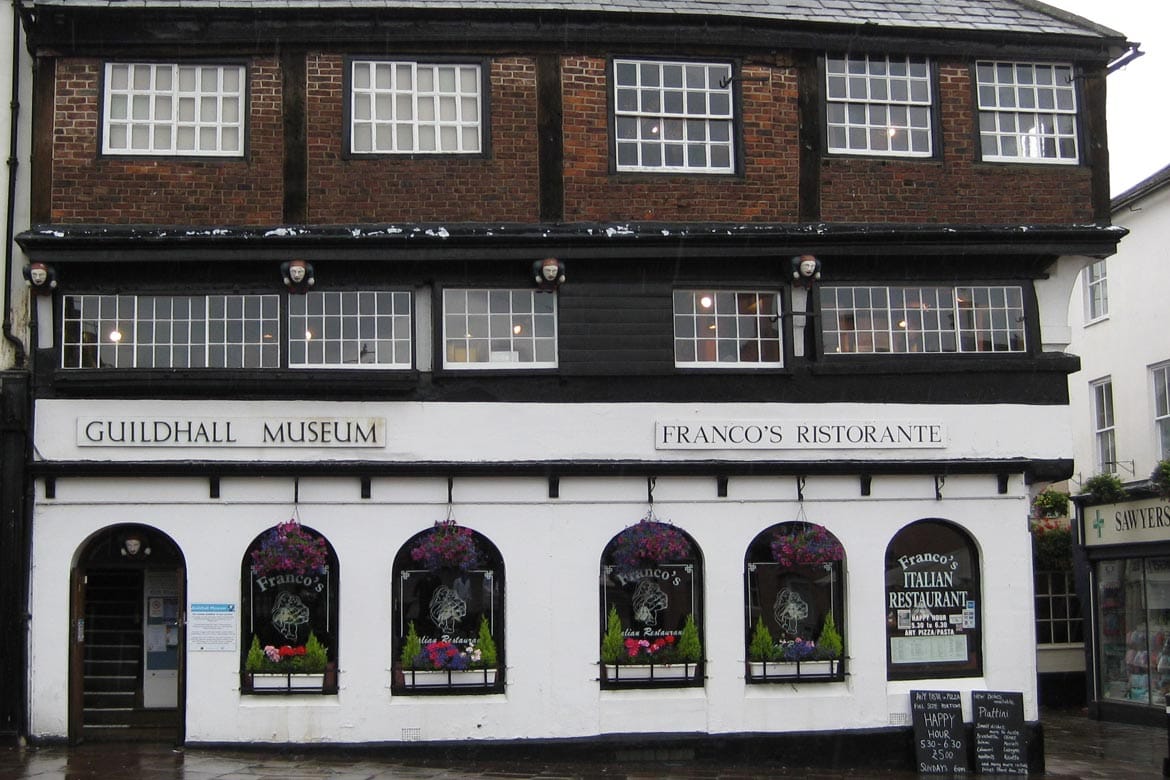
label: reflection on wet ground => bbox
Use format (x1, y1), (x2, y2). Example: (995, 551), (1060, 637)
(1, 707), (1166, 779)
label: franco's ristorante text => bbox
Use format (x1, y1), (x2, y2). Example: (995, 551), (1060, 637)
(654, 420), (946, 450)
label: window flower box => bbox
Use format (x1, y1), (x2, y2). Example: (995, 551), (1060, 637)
(246, 672), (326, 691)
(401, 668), (498, 689)
(603, 662), (700, 682)
(747, 658), (842, 682)
(396, 618), (501, 694)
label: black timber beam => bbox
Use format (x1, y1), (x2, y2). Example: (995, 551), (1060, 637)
(15, 223), (1128, 264)
(28, 457), (1074, 484)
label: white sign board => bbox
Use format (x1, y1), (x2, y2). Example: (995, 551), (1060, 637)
(655, 420), (946, 450)
(1083, 499), (1170, 547)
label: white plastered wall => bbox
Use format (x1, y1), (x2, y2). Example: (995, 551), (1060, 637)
(28, 468), (1038, 743)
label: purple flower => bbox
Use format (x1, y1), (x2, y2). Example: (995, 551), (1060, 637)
(410, 520), (481, 572)
(250, 520), (329, 576)
(770, 524), (843, 568)
(610, 519), (692, 572)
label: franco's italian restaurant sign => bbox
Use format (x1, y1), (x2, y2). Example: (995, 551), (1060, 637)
(77, 416), (386, 448)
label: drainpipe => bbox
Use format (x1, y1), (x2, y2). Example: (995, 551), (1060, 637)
(2, 0), (27, 367)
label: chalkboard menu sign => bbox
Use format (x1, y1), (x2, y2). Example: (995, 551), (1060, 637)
(911, 690), (969, 774)
(973, 690), (1028, 775)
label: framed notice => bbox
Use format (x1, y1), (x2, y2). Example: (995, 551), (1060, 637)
(189, 603), (237, 652)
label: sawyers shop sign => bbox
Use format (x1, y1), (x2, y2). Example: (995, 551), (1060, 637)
(77, 416), (386, 448)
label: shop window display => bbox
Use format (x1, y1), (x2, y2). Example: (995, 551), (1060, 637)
(1096, 558), (1170, 706)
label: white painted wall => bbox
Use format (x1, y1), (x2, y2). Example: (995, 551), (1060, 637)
(1067, 175), (1170, 486)
(27, 400), (1047, 742)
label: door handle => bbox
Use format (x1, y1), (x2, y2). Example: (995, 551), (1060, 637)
(75, 618), (85, 643)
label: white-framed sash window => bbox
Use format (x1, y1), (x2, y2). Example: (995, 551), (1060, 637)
(103, 63), (245, 156)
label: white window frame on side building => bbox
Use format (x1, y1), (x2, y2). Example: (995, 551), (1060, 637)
(103, 63), (246, 156)
(1085, 259), (1109, 323)
(975, 60), (1079, 164)
(612, 59), (735, 174)
(1153, 362), (1170, 460)
(825, 53), (933, 157)
(672, 290), (783, 368)
(442, 289), (557, 369)
(350, 60), (483, 155)
(1092, 377), (1117, 474)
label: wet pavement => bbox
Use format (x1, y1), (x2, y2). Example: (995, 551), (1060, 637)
(0, 707), (1167, 779)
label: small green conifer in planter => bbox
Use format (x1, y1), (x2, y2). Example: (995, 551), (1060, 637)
(476, 616), (498, 668)
(677, 614), (702, 664)
(601, 605), (625, 665)
(816, 613), (843, 660)
(400, 621), (422, 670)
(749, 616), (776, 662)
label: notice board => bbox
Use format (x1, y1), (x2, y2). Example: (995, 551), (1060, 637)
(911, 689), (968, 774)
(972, 690), (1027, 774)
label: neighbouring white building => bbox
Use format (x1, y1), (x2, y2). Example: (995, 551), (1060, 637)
(1068, 164), (1170, 725)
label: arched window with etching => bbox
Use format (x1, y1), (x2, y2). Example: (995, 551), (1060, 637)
(600, 516), (704, 688)
(240, 520), (339, 694)
(392, 520), (504, 694)
(745, 521), (846, 683)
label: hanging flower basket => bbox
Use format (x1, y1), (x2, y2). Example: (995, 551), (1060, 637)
(410, 519), (481, 572)
(770, 523), (843, 568)
(250, 519), (328, 577)
(610, 517), (692, 572)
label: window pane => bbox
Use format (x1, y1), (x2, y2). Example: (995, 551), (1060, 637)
(443, 289), (557, 369)
(825, 54), (933, 158)
(975, 60), (1079, 164)
(673, 290), (782, 368)
(612, 59), (735, 173)
(102, 63), (245, 157)
(351, 60), (482, 154)
(62, 294), (278, 369)
(819, 285), (1025, 355)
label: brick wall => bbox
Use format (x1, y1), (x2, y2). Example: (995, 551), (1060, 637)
(304, 55), (540, 223)
(44, 54), (1095, 228)
(50, 59), (284, 225)
(561, 57), (802, 222)
(818, 63), (1094, 223)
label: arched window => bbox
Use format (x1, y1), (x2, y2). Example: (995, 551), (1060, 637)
(392, 521), (504, 694)
(240, 520), (338, 694)
(885, 519), (982, 680)
(599, 517), (704, 688)
(745, 521), (845, 682)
